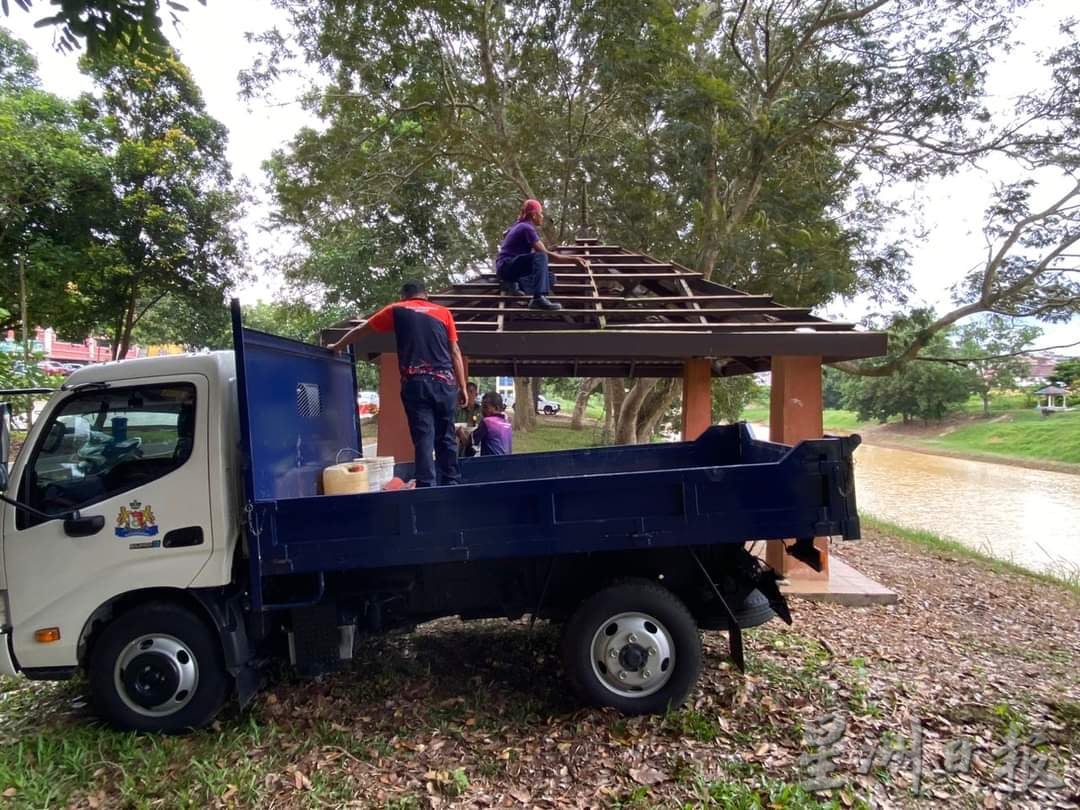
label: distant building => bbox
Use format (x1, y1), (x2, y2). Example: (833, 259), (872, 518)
(1, 327), (147, 363)
(1019, 353), (1068, 385)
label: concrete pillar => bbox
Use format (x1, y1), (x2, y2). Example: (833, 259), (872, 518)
(681, 358), (712, 441)
(376, 352), (414, 462)
(766, 355), (829, 580)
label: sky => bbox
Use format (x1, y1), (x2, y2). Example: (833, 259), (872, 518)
(4, 0), (1077, 356)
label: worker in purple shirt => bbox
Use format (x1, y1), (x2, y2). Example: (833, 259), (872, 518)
(495, 199), (590, 311)
(472, 392), (513, 456)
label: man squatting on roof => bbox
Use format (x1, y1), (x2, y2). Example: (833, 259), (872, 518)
(329, 280), (467, 487)
(496, 199), (590, 311)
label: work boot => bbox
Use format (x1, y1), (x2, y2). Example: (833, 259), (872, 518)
(530, 295), (562, 311)
(501, 280), (524, 296)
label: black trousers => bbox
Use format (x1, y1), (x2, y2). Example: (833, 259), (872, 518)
(401, 375), (460, 487)
(497, 251), (553, 295)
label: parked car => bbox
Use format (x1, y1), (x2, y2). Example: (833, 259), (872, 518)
(61, 363), (83, 373)
(357, 391), (380, 416)
(36, 360), (67, 376)
(536, 394), (561, 415)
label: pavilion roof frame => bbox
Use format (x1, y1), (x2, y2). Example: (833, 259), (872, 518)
(321, 237), (887, 378)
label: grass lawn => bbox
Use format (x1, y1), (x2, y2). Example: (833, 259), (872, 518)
(547, 393), (604, 421)
(738, 406), (865, 432)
(922, 408), (1080, 465)
(513, 420), (606, 454)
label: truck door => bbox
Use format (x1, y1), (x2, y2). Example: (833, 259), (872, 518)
(2, 376), (213, 670)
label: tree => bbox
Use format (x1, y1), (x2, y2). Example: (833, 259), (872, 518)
(0, 29), (112, 341)
(570, 377), (601, 430)
(949, 316), (1042, 416)
(1051, 358), (1080, 388)
(77, 49), (245, 358)
(836, 30), (1080, 376)
(840, 310), (973, 422)
(2, 1), (202, 58)
(0, 25), (36, 89)
(249, 0), (917, 313)
(711, 376), (756, 425)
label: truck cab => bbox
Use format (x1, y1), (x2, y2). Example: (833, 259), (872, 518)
(0, 354), (247, 727)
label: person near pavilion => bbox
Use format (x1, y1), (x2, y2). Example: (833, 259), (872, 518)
(495, 199), (589, 311)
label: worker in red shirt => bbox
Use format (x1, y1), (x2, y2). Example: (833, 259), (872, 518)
(329, 280), (468, 487)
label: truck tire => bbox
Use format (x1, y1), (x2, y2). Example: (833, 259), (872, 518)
(561, 580), (701, 715)
(88, 602), (229, 733)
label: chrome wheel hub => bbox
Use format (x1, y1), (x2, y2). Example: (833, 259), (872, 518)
(114, 634), (198, 717)
(589, 611), (674, 697)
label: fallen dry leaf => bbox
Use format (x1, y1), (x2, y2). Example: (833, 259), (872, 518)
(629, 765), (669, 786)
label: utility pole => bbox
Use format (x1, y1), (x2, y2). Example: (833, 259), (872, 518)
(19, 254), (32, 430)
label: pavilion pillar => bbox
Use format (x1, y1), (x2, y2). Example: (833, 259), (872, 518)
(766, 355), (829, 581)
(681, 358), (712, 440)
(376, 352), (414, 462)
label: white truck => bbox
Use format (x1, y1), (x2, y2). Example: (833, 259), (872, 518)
(0, 303), (861, 732)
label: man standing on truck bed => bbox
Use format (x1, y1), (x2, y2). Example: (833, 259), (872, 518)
(329, 281), (468, 487)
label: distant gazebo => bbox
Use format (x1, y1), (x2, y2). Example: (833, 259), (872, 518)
(1035, 385), (1070, 411)
(322, 237), (888, 584)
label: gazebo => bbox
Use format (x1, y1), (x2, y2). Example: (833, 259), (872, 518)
(322, 237), (888, 584)
(1035, 384), (1070, 411)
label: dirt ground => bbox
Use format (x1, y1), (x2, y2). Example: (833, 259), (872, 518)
(0, 527), (1077, 809)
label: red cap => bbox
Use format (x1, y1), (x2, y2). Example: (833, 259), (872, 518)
(518, 199), (543, 221)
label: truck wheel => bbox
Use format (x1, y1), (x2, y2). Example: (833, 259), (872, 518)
(89, 602), (229, 733)
(561, 580), (701, 715)
(543, 406), (555, 415)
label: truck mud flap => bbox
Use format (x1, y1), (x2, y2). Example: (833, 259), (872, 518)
(289, 604), (345, 677)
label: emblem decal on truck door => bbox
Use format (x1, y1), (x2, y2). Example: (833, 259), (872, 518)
(115, 501), (159, 537)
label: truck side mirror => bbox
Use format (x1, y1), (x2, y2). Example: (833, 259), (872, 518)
(0, 403), (10, 491)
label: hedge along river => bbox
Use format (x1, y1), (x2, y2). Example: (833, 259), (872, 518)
(748, 425), (1080, 577)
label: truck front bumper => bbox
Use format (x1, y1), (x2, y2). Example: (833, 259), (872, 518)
(0, 631), (19, 677)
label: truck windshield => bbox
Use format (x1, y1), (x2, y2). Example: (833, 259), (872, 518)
(17, 383), (196, 527)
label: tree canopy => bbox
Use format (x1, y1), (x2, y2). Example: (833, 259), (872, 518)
(246, 1), (1077, 380)
(1, 0), (202, 58)
(0, 27), (245, 358)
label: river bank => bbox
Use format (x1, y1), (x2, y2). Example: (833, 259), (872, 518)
(848, 412), (1080, 475)
(0, 523), (1075, 808)
(740, 407), (1080, 473)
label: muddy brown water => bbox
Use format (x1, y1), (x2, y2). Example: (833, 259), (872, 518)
(747, 424), (1080, 576)
(851, 443), (1080, 575)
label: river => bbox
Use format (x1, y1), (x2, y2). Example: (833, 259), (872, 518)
(749, 425), (1080, 577)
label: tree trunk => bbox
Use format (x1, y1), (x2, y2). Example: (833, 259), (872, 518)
(602, 379), (624, 444)
(112, 285), (138, 360)
(513, 377), (535, 432)
(981, 391), (990, 417)
(636, 378), (679, 442)
(614, 379), (659, 444)
(571, 377), (601, 430)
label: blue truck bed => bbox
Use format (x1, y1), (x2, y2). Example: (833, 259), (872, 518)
(232, 306), (860, 613)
